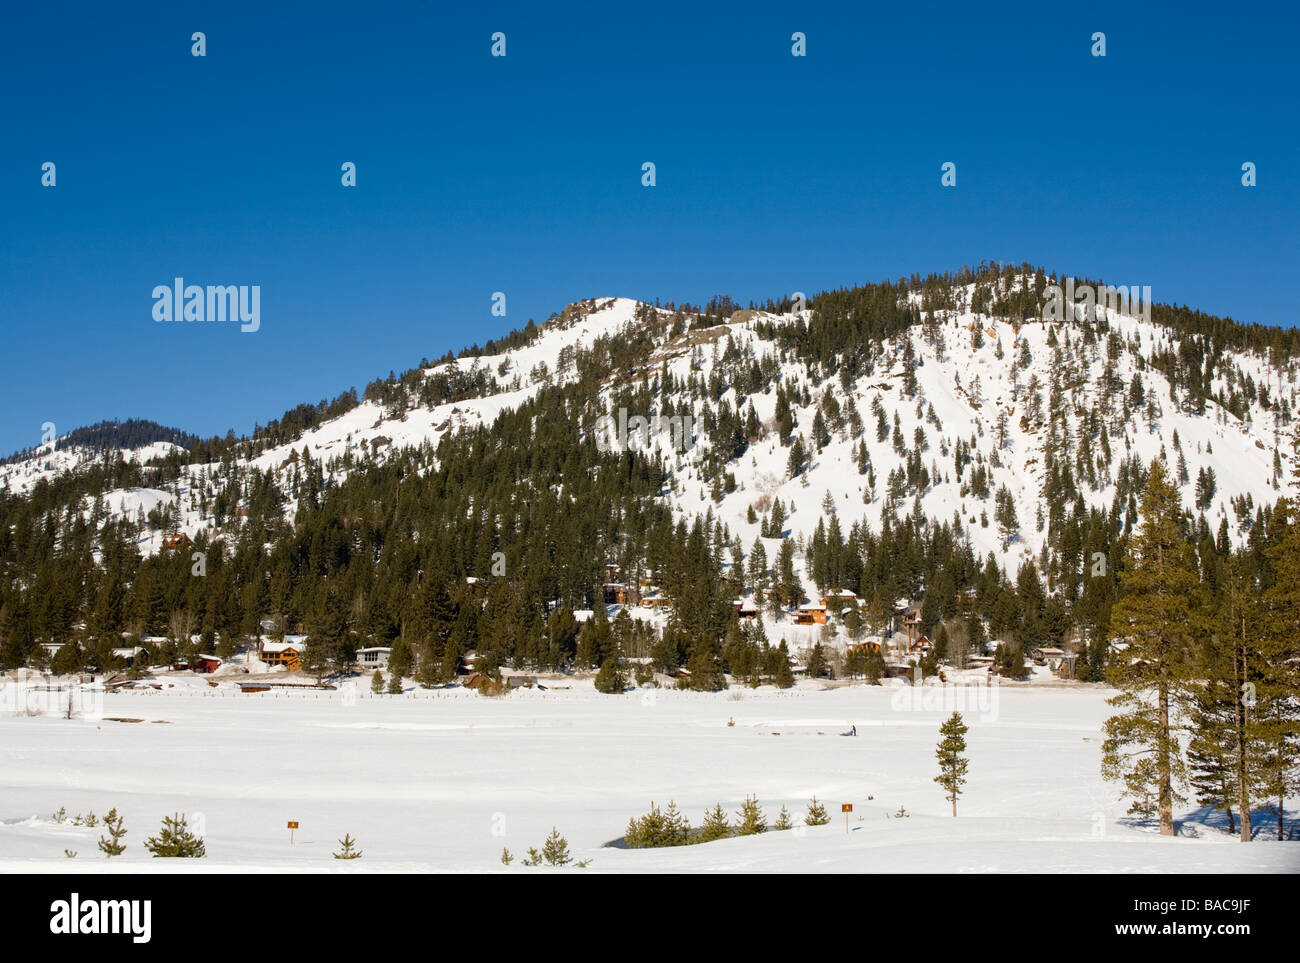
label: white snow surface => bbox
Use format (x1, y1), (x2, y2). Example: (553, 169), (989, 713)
(1, 679), (1295, 873)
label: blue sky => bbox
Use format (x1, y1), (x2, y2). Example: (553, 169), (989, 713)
(1, 1), (1296, 457)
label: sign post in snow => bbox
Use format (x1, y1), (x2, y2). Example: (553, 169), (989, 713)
(842, 803), (852, 834)
(288, 820), (299, 844)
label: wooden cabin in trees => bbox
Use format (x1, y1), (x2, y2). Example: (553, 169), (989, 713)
(795, 602), (828, 625)
(191, 654), (223, 674)
(820, 589), (859, 611)
(603, 583), (631, 606)
(260, 636), (307, 669)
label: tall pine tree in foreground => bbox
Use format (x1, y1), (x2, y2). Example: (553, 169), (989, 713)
(934, 711), (969, 816)
(1189, 556), (1269, 841)
(1102, 459), (1198, 836)
(1262, 466), (1300, 840)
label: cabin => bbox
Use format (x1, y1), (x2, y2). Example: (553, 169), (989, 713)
(191, 654), (222, 674)
(1031, 646), (1066, 667)
(641, 595), (674, 610)
(603, 583), (631, 606)
(892, 602), (923, 643)
(908, 635), (933, 655)
(356, 646), (392, 668)
(847, 636), (884, 654)
(161, 533), (192, 550)
(820, 589), (859, 611)
(464, 576), (485, 597)
(460, 672), (494, 690)
(260, 636), (307, 669)
(733, 598), (758, 620)
(110, 646), (147, 667)
(795, 603), (828, 625)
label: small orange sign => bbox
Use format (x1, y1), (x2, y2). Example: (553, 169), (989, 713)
(841, 804), (853, 813)
(287, 820), (299, 829)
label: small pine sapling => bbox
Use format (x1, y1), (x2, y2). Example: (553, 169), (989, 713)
(333, 834), (363, 859)
(143, 813), (206, 857)
(98, 808), (127, 857)
(773, 806), (793, 831)
(699, 803), (731, 842)
(735, 794), (767, 835)
(805, 796), (831, 826)
(542, 827), (571, 866)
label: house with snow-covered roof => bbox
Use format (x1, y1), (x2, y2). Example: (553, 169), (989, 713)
(795, 602), (827, 625)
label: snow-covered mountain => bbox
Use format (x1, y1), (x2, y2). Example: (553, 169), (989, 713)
(5, 280), (1297, 579)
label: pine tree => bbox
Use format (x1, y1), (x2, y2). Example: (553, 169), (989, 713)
(774, 641), (795, 688)
(787, 437), (808, 478)
(934, 711), (969, 816)
(735, 794), (767, 835)
(694, 803), (729, 842)
(370, 669), (383, 694)
(805, 796), (830, 826)
(97, 808), (127, 857)
(1261, 468), (1300, 840)
(1102, 459), (1199, 835)
(333, 833), (363, 859)
(143, 813), (206, 857)
(773, 806), (793, 830)
(542, 827), (571, 866)
(594, 656), (627, 694)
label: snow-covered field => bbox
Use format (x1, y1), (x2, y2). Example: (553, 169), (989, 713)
(2, 679), (1295, 873)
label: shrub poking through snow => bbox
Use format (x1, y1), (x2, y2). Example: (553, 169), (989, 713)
(698, 803), (731, 842)
(735, 794), (767, 835)
(333, 834), (363, 859)
(143, 813), (205, 857)
(805, 796), (830, 826)
(624, 801), (691, 848)
(542, 827), (571, 866)
(98, 808), (127, 857)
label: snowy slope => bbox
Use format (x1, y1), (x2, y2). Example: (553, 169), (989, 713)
(4, 288), (1296, 586)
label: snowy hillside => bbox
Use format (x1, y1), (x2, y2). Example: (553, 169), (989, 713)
(7, 282), (1295, 588)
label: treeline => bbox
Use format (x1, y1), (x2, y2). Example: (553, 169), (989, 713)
(1, 419), (199, 466)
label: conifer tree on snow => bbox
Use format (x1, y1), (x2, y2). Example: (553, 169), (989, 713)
(143, 813), (206, 857)
(1102, 459), (1199, 836)
(805, 796), (830, 826)
(542, 827), (571, 866)
(1261, 457), (1300, 839)
(735, 795), (767, 835)
(97, 808), (127, 857)
(934, 711), (970, 816)
(594, 655), (627, 694)
(699, 803), (731, 842)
